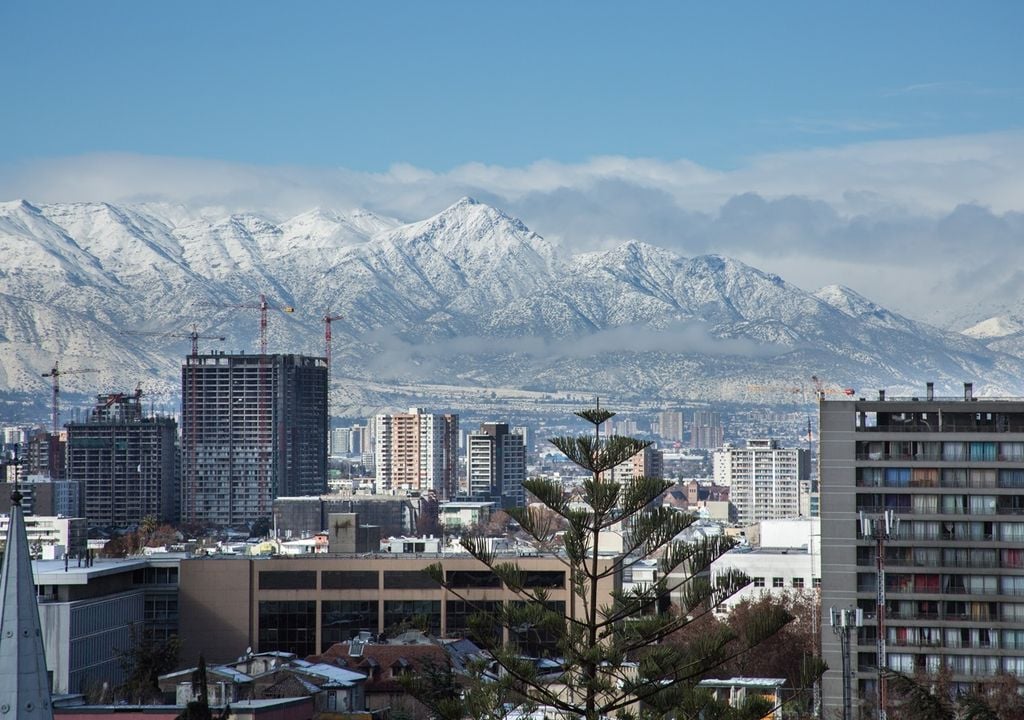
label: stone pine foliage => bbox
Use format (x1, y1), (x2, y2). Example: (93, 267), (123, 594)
(886, 669), (1024, 720)
(414, 406), (800, 720)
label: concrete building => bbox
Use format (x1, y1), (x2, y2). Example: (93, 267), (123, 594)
(181, 353), (328, 527)
(65, 393), (177, 527)
(690, 410), (724, 450)
(465, 422), (526, 508)
(658, 410), (685, 443)
(0, 478), (81, 519)
(438, 501), (494, 530)
(32, 555), (182, 694)
(610, 446), (664, 483)
(177, 553), (616, 665)
(374, 409), (458, 499)
(0, 515), (87, 558)
(272, 494), (422, 538)
(714, 439), (808, 525)
(819, 388), (1024, 714)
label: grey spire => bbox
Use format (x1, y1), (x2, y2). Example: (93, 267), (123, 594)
(0, 489), (54, 719)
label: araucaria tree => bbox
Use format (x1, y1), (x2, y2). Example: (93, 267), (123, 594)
(424, 406), (796, 720)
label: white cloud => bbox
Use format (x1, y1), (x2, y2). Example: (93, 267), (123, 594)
(4, 130), (1024, 326)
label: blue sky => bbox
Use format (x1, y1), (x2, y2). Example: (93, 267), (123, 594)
(2, 2), (1021, 171)
(3, 2), (1024, 325)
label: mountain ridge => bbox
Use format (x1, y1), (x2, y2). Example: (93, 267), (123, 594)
(1, 196), (1022, 416)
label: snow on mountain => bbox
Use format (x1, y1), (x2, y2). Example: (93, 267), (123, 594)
(962, 315), (1024, 340)
(3, 196), (1024, 412)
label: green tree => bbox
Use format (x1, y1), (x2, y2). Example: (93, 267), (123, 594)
(422, 405), (797, 720)
(116, 626), (181, 703)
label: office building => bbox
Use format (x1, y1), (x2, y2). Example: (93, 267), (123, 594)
(33, 555), (182, 694)
(65, 393), (177, 527)
(465, 422), (526, 508)
(820, 386), (1024, 714)
(714, 439), (807, 525)
(177, 553), (616, 663)
(691, 410), (724, 449)
(181, 353), (328, 527)
(374, 408), (458, 499)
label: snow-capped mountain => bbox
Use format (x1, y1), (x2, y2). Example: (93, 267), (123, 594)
(2, 196), (1023, 418)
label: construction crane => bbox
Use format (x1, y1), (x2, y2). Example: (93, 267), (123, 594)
(123, 323), (226, 357)
(202, 294), (294, 355)
(41, 362), (99, 434)
(323, 314), (344, 378)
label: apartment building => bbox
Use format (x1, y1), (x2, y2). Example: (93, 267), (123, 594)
(465, 422), (526, 508)
(610, 445), (665, 483)
(65, 393), (177, 526)
(181, 353), (328, 527)
(374, 408), (458, 499)
(714, 439), (808, 525)
(691, 410), (724, 449)
(820, 386), (1024, 715)
(658, 410), (685, 443)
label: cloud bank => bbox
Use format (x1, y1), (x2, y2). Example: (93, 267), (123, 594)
(4, 129), (1024, 327)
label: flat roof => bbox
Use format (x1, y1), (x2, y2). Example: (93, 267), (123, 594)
(32, 554), (187, 584)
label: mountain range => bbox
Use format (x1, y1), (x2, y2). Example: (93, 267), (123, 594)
(1, 196), (1022, 419)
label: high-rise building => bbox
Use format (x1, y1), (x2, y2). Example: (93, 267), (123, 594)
(66, 393), (177, 526)
(611, 446), (665, 483)
(374, 408), (458, 499)
(658, 410), (685, 443)
(820, 389), (1024, 714)
(690, 410), (724, 449)
(466, 422), (527, 508)
(181, 353), (328, 527)
(714, 439), (807, 525)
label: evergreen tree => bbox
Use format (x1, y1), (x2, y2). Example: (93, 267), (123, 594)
(422, 405), (799, 719)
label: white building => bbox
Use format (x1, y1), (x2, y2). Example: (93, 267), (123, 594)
(0, 514), (87, 557)
(713, 439), (808, 525)
(711, 518), (821, 613)
(439, 500), (495, 530)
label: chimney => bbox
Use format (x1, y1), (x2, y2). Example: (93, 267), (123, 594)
(878, 390), (885, 401)
(926, 382), (934, 401)
(964, 383), (973, 401)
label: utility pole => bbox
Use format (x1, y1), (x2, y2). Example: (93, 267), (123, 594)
(830, 606), (863, 720)
(862, 510), (899, 720)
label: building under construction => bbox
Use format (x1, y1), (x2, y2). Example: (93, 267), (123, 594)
(181, 352), (328, 528)
(65, 391), (177, 527)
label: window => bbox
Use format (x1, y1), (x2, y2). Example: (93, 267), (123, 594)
(812, 578), (822, 589)
(259, 571), (316, 590)
(383, 571), (440, 589)
(753, 577), (765, 587)
(772, 577), (784, 588)
(791, 578), (805, 589)
(447, 570), (502, 588)
(322, 571), (378, 589)
(383, 600), (441, 636)
(321, 600), (378, 649)
(258, 601), (316, 656)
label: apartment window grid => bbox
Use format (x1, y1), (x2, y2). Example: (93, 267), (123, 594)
(823, 400), (1024, 711)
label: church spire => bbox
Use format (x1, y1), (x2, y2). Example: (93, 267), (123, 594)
(0, 447), (54, 719)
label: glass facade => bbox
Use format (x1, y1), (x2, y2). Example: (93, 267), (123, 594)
(321, 600), (378, 649)
(259, 600), (316, 656)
